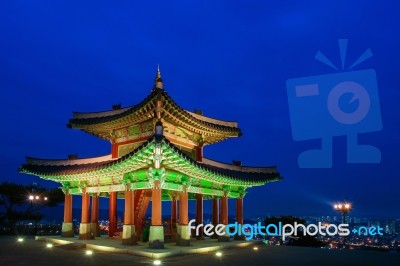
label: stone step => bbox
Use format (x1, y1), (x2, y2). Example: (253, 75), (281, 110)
(56, 243), (86, 250)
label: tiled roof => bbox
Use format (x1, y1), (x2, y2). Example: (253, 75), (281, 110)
(19, 136), (280, 184)
(67, 88), (242, 134)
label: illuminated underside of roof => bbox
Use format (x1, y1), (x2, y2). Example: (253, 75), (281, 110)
(19, 136), (281, 198)
(67, 88), (241, 145)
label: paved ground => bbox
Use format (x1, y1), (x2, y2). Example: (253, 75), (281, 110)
(0, 236), (399, 266)
(36, 235), (252, 258)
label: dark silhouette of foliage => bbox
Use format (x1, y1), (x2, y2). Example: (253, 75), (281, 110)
(265, 215), (325, 248)
(265, 216), (306, 226)
(0, 182), (64, 234)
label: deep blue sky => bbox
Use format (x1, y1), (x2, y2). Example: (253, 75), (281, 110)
(0, 1), (399, 218)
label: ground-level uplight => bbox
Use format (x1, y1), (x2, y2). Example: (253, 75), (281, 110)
(253, 246), (259, 251)
(17, 238), (24, 242)
(46, 243), (53, 248)
(153, 259), (162, 265)
(216, 251), (222, 257)
(85, 250), (93, 255)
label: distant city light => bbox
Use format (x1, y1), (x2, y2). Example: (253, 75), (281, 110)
(85, 250), (93, 255)
(17, 238), (24, 242)
(46, 243), (53, 248)
(153, 260), (162, 265)
(35, 195), (40, 200)
(216, 251), (222, 257)
(44, 197), (48, 201)
(253, 246), (259, 251)
(29, 195), (34, 200)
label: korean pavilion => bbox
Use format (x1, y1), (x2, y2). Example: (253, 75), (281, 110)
(19, 68), (281, 248)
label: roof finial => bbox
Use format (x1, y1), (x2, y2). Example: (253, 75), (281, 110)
(154, 64), (163, 89)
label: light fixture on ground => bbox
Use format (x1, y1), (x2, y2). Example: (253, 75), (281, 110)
(216, 251), (222, 257)
(153, 260), (162, 265)
(85, 250), (93, 255)
(253, 246), (259, 251)
(333, 202), (352, 224)
(46, 243), (53, 248)
(17, 238), (24, 242)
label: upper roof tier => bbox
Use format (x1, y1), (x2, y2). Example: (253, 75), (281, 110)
(67, 69), (241, 145)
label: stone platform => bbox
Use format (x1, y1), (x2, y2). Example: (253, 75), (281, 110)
(35, 236), (253, 259)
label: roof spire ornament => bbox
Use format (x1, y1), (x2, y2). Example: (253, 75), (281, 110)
(154, 64), (163, 90)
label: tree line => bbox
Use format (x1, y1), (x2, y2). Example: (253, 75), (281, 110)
(0, 181), (64, 234)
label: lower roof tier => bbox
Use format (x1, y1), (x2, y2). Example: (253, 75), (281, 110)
(19, 135), (281, 197)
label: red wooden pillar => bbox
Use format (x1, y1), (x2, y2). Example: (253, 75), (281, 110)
(179, 189), (188, 225)
(211, 197), (219, 239)
(122, 189), (136, 245)
(195, 145), (203, 239)
(64, 194), (72, 223)
(171, 195), (177, 230)
(196, 194), (203, 239)
(218, 195), (230, 242)
(109, 143), (118, 238)
(79, 192), (91, 239)
(149, 180), (164, 248)
(90, 195), (100, 237)
(91, 196), (98, 224)
(124, 191), (134, 225)
(111, 143), (118, 158)
(109, 191), (117, 237)
(212, 198), (219, 225)
(236, 197), (243, 224)
(234, 196), (245, 240)
(177, 186), (190, 246)
(220, 196), (228, 225)
(61, 193), (73, 237)
(152, 181), (162, 226)
(196, 144), (203, 162)
(81, 193), (90, 223)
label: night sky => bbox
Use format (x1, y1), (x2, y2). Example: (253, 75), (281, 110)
(0, 1), (399, 219)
